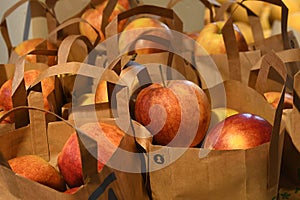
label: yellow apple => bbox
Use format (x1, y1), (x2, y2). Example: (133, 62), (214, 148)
(195, 21), (248, 55)
(234, 21), (272, 45)
(260, 5), (272, 30)
(230, 0), (265, 24)
(203, 7), (229, 25)
(208, 107), (239, 131)
(288, 11), (300, 33)
(269, 0), (300, 22)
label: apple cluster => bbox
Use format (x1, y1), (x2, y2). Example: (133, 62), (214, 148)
(0, 0), (298, 198)
(5, 122), (125, 194)
(132, 79), (277, 150)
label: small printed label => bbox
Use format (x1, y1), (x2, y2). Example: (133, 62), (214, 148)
(154, 154), (165, 165)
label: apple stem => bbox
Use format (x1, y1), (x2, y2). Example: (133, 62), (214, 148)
(130, 53), (137, 61)
(159, 65), (166, 87)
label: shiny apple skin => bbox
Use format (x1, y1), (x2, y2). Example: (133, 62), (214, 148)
(57, 122), (124, 188)
(195, 21), (248, 55)
(204, 113), (272, 150)
(134, 80), (211, 147)
(119, 17), (172, 55)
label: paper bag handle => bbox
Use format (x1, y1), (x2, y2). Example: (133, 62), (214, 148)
(28, 60), (129, 122)
(0, 90), (49, 160)
(0, 105), (100, 186)
(9, 38), (58, 65)
(0, 0), (57, 59)
(47, 17), (101, 46)
(100, 0), (118, 39)
(254, 52), (287, 94)
(105, 4), (183, 62)
(57, 35), (94, 64)
(9, 53), (59, 128)
(215, 1), (265, 48)
(252, 51), (287, 189)
(105, 4), (183, 37)
(215, 0), (289, 52)
(220, 17), (244, 81)
(293, 71), (300, 112)
(257, 0), (289, 51)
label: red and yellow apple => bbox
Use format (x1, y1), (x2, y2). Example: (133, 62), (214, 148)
(134, 80), (211, 147)
(195, 21), (248, 55)
(8, 155), (66, 191)
(0, 69), (55, 122)
(264, 91), (293, 109)
(204, 113), (272, 150)
(14, 38), (57, 66)
(64, 186), (81, 194)
(119, 17), (172, 55)
(79, 1), (126, 43)
(57, 122), (124, 188)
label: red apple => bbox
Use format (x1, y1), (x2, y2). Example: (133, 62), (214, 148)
(8, 155), (66, 191)
(57, 122), (125, 188)
(0, 69), (55, 122)
(118, 0), (130, 10)
(79, 1), (126, 43)
(264, 91), (293, 109)
(203, 113), (272, 150)
(119, 17), (172, 55)
(14, 38), (57, 66)
(64, 186), (80, 194)
(134, 80), (211, 147)
(195, 21), (248, 55)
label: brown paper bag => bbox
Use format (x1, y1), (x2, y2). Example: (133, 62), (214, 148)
(0, 65), (150, 199)
(0, 59), (63, 132)
(262, 49), (300, 188)
(194, 17), (262, 89)
(279, 71), (300, 187)
(232, 0), (300, 86)
(0, 106), (149, 199)
(128, 51), (287, 199)
(249, 48), (300, 95)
